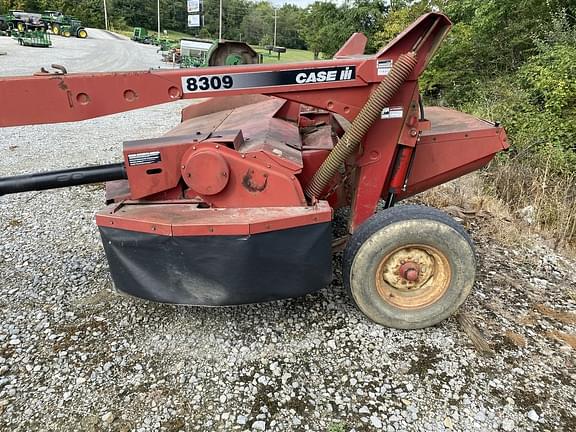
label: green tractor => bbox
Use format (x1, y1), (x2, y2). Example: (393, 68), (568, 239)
(5, 10), (44, 32)
(131, 27), (152, 44)
(42, 11), (87, 39)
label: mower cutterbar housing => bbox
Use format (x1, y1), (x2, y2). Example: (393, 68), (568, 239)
(0, 13), (508, 309)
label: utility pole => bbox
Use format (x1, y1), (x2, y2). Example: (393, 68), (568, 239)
(273, 8), (277, 47)
(103, 0), (108, 31)
(219, 0), (223, 41)
(157, 0), (161, 41)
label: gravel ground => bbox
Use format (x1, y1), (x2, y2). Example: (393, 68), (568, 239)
(1, 32), (575, 432)
(0, 28), (170, 76)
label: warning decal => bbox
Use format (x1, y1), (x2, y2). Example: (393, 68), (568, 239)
(381, 107), (404, 120)
(128, 151), (161, 166)
(377, 59), (393, 76)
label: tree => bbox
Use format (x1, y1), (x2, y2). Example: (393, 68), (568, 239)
(239, 1), (273, 45)
(301, 1), (347, 59)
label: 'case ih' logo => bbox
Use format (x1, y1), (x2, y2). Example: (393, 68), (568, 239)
(295, 67), (354, 84)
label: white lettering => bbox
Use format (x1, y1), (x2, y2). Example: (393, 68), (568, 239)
(327, 70), (337, 81)
(295, 73), (307, 84)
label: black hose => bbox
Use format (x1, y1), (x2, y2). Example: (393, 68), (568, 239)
(0, 163), (126, 196)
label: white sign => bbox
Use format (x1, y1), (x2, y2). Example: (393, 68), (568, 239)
(188, 14), (201, 28)
(377, 59), (393, 76)
(381, 106), (404, 120)
(187, 0), (200, 13)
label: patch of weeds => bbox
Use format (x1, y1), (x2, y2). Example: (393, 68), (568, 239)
(7, 219), (22, 227)
(328, 422), (346, 432)
(161, 417), (186, 431)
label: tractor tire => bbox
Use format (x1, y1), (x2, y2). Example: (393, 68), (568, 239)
(17, 22), (25, 32)
(77, 29), (88, 39)
(343, 205), (476, 329)
(52, 24), (60, 35)
(63, 30), (71, 38)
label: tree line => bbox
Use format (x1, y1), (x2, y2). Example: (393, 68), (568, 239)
(0, 0), (389, 55)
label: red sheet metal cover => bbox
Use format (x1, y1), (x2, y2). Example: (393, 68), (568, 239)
(96, 201), (333, 237)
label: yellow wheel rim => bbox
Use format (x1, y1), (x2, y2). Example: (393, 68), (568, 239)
(376, 244), (451, 310)
(52, 25), (59, 34)
(78, 30), (87, 38)
(17, 23), (24, 32)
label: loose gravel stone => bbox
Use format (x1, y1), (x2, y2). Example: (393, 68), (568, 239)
(252, 420), (266, 430)
(502, 419), (515, 431)
(370, 415), (383, 428)
(527, 409), (540, 422)
(102, 412), (115, 424)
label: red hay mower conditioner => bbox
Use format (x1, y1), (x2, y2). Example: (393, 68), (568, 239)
(0, 14), (508, 329)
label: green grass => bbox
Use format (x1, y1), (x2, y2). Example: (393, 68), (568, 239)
(254, 47), (316, 64)
(327, 423), (346, 432)
(113, 27), (191, 41)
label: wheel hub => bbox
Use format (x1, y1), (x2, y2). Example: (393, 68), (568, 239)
(399, 261), (420, 282)
(376, 245), (451, 310)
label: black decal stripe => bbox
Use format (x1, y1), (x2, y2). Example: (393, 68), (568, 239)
(181, 66), (356, 93)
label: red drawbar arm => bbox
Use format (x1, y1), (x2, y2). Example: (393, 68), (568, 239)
(0, 13), (451, 127)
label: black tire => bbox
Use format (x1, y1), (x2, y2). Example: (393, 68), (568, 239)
(343, 205), (476, 329)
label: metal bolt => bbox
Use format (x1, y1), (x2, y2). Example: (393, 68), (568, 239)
(404, 269), (419, 282)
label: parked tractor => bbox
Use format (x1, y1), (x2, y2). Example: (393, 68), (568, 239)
(131, 27), (152, 44)
(3, 10), (44, 32)
(41, 11), (87, 38)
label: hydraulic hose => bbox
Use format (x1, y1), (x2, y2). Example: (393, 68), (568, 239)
(304, 51), (419, 200)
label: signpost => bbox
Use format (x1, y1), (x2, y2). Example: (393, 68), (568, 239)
(188, 14), (201, 28)
(187, 0), (202, 28)
(187, 0), (200, 13)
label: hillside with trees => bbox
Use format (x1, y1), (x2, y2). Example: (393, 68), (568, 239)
(1, 0), (574, 247)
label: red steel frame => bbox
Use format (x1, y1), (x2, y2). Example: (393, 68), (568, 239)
(0, 13), (508, 234)
(0, 13), (449, 128)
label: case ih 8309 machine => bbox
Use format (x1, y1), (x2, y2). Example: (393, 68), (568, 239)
(0, 14), (508, 329)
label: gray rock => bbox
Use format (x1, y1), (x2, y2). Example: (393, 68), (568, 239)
(252, 420), (266, 430)
(370, 416), (383, 429)
(527, 410), (540, 422)
(501, 419), (515, 431)
(101, 412), (115, 424)
(359, 406), (371, 414)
